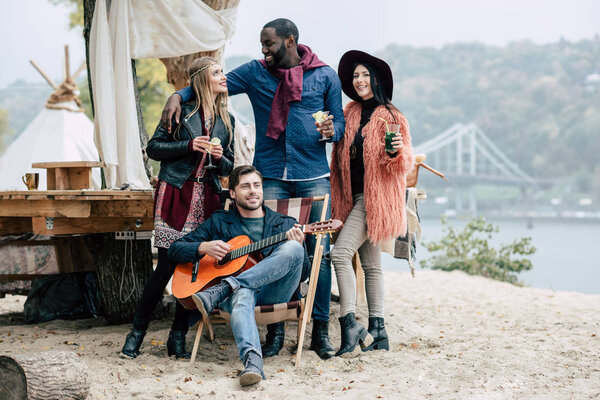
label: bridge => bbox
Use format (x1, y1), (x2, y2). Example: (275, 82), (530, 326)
(413, 123), (536, 214)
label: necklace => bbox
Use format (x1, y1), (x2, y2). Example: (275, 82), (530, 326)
(204, 115), (213, 131)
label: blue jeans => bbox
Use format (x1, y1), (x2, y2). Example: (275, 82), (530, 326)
(219, 240), (303, 362)
(262, 177), (331, 322)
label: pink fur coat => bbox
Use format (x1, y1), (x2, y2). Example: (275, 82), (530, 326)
(330, 101), (414, 244)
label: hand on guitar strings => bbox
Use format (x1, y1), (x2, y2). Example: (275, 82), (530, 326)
(286, 225), (305, 244)
(198, 240), (231, 261)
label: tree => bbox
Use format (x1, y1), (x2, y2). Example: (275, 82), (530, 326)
(420, 216), (536, 285)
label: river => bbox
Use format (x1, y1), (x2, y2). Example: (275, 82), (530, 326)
(381, 217), (600, 295)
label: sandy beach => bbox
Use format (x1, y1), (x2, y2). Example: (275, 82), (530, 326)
(1, 270), (599, 399)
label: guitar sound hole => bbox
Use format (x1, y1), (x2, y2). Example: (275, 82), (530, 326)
(216, 255), (230, 268)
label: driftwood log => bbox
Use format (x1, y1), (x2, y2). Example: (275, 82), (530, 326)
(84, 234), (153, 324)
(0, 351), (89, 400)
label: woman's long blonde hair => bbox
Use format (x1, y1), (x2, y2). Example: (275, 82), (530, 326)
(178, 57), (233, 142)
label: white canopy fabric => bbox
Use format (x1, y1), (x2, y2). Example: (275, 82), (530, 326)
(0, 101), (101, 191)
(129, 0), (238, 59)
(90, 0), (239, 189)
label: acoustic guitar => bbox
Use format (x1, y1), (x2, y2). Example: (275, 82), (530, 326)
(172, 219), (343, 310)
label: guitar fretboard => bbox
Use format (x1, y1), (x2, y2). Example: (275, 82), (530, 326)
(227, 231), (289, 261)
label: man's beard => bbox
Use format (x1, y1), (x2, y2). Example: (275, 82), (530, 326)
(236, 198), (263, 211)
(269, 43), (287, 68)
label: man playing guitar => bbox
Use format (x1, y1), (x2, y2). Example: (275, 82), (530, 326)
(167, 165), (309, 387)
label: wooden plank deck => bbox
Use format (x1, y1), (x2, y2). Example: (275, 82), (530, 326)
(0, 190), (154, 235)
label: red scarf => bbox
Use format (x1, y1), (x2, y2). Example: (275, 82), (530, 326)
(259, 44), (327, 140)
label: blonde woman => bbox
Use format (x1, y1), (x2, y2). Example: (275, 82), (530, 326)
(121, 57), (235, 359)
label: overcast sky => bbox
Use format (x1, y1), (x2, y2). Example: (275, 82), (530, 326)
(1, 0), (598, 89)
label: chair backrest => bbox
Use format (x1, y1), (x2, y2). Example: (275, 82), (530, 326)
(263, 197), (313, 225)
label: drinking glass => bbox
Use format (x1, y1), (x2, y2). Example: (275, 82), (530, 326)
(385, 124), (401, 153)
(312, 111), (330, 141)
(205, 137), (221, 170)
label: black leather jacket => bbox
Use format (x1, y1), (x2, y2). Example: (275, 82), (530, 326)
(147, 102), (235, 191)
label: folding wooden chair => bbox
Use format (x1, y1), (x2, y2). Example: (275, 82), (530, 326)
(189, 194), (329, 367)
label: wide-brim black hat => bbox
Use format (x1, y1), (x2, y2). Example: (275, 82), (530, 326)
(338, 50), (393, 102)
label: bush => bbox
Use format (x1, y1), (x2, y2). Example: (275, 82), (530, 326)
(420, 216), (536, 284)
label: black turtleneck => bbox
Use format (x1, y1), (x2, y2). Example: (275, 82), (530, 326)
(350, 98), (379, 195)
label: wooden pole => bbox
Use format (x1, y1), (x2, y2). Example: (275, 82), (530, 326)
(72, 61), (87, 81)
(29, 60), (58, 89)
(65, 45), (70, 80)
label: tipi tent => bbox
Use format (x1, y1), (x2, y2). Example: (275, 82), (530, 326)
(0, 48), (100, 190)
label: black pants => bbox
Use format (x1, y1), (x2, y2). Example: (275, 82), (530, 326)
(132, 248), (189, 333)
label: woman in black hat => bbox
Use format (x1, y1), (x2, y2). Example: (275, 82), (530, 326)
(329, 50), (414, 357)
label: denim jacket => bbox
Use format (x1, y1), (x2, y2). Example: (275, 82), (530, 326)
(147, 102), (235, 191)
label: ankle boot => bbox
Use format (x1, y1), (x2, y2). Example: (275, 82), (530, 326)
(120, 329), (146, 359)
(309, 319), (335, 360)
(239, 350), (265, 386)
(261, 322), (285, 357)
(167, 330), (191, 359)
(192, 281), (232, 318)
(363, 317), (389, 351)
(335, 313), (373, 357)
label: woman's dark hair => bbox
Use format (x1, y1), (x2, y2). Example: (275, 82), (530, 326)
(263, 18), (299, 44)
(229, 165), (263, 190)
(354, 62), (398, 123)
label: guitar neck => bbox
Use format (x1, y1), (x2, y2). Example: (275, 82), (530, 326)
(227, 229), (301, 261)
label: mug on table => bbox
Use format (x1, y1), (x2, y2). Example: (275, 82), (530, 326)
(22, 173), (39, 190)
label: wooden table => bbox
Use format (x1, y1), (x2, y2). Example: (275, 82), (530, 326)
(0, 189), (155, 323)
(0, 189), (154, 235)
(32, 161), (104, 190)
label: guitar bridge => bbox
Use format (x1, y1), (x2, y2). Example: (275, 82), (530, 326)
(191, 260), (199, 283)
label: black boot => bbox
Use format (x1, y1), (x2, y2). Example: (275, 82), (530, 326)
(239, 350), (265, 387)
(192, 281), (232, 318)
(120, 329), (146, 359)
(309, 319), (335, 360)
(261, 322), (285, 357)
(335, 313), (373, 357)
(167, 330), (191, 359)
(363, 317), (389, 351)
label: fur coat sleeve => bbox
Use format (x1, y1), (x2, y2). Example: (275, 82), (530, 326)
(330, 101), (414, 244)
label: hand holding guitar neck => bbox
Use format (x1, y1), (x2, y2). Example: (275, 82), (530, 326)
(286, 225), (305, 243)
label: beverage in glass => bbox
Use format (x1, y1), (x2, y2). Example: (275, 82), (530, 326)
(385, 124), (401, 153)
(312, 110), (330, 141)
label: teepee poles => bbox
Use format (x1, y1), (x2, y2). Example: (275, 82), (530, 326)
(64, 45), (70, 80)
(72, 62), (86, 81)
(29, 60), (58, 90)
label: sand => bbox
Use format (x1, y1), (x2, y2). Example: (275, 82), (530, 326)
(1, 270), (599, 399)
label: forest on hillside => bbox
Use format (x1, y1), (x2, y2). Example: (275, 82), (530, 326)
(380, 39), (600, 197)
